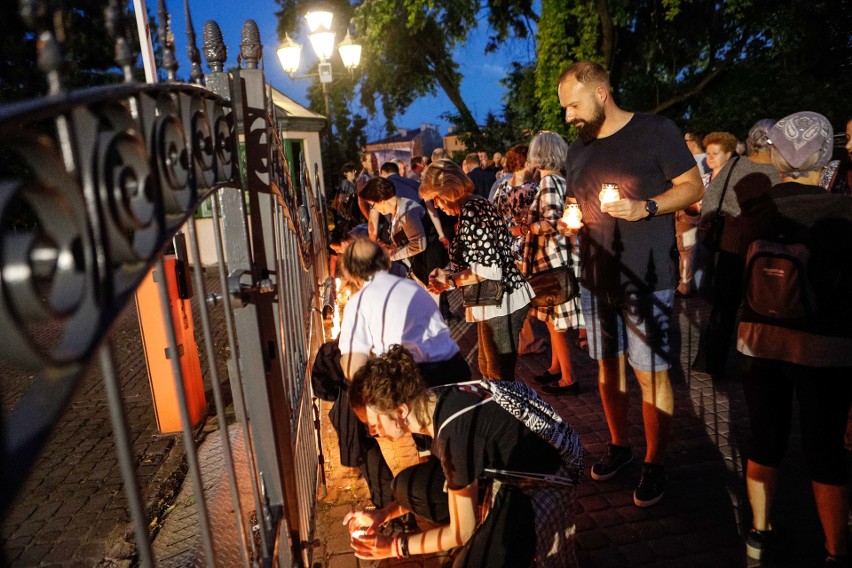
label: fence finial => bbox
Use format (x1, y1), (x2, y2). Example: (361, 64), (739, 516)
(106, 0), (134, 82)
(202, 20), (227, 73)
(241, 20), (262, 70)
(19, 0), (65, 95)
(157, 0), (178, 81)
(184, 0), (203, 84)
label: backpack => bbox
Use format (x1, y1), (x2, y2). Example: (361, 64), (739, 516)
(438, 380), (584, 484)
(743, 239), (817, 320)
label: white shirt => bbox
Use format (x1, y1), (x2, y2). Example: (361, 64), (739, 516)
(338, 271), (459, 363)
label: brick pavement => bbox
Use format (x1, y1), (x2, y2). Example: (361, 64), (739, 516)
(2, 281), (846, 567)
(1, 272), (227, 567)
(311, 291), (847, 568)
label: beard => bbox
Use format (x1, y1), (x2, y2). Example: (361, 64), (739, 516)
(575, 103), (606, 143)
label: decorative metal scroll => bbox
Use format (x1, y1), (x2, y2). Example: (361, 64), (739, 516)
(0, 81), (238, 510)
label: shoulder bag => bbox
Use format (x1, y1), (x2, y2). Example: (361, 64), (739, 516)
(525, 182), (579, 308)
(698, 156), (740, 252)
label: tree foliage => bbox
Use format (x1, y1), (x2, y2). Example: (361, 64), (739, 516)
(0, 1), (157, 103)
(533, 0), (852, 139)
(275, 0), (537, 136)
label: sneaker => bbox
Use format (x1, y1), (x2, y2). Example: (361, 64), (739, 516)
(745, 527), (773, 560)
(590, 444), (633, 481)
(633, 462), (666, 507)
(825, 553), (850, 566)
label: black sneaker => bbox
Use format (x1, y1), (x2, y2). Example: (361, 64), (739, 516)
(745, 527), (773, 560)
(633, 462), (666, 507)
(590, 444), (633, 481)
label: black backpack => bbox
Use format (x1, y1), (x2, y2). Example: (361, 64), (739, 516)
(744, 239), (816, 320)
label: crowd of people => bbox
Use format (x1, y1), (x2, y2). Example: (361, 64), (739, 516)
(322, 60), (852, 567)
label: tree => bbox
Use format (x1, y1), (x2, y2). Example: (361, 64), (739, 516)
(275, 0), (537, 135)
(533, 0), (852, 138)
(0, 1), (159, 103)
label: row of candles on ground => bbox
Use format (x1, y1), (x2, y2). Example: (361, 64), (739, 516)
(560, 182), (620, 229)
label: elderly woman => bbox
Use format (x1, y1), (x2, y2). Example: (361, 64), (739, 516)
(520, 132), (582, 395)
(692, 122), (781, 378)
(736, 112), (852, 564)
(422, 159), (533, 380)
(359, 176), (448, 291)
(345, 345), (581, 567)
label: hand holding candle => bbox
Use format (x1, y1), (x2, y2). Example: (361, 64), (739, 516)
(599, 183), (621, 210)
(562, 203), (583, 229)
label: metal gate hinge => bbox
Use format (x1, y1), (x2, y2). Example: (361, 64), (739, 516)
(206, 269), (275, 309)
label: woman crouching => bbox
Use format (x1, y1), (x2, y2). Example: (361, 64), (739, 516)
(345, 345), (581, 567)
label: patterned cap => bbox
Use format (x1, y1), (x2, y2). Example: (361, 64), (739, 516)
(767, 111), (833, 171)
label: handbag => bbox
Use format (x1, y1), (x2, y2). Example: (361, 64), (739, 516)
(528, 265), (578, 308)
(525, 181), (579, 308)
(698, 156), (740, 252)
(462, 278), (505, 307)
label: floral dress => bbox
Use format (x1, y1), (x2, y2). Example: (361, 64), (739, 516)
(493, 178), (539, 261)
(521, 174), (583, 331)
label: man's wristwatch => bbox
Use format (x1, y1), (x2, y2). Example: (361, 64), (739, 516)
(644, 200), (658, 218)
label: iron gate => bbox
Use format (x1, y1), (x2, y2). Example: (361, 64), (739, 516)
(0, 1), (331, 566)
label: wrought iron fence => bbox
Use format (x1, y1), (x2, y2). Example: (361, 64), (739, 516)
(0, 0), (330, 566)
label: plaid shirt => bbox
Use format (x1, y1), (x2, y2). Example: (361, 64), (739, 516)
(522, 174), (571, 275)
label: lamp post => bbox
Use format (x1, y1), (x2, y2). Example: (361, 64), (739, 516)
(276, 10), (362, 126)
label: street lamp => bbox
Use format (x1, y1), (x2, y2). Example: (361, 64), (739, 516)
(275, 10), (362, 121)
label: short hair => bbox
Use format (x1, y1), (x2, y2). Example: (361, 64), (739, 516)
(342, 162), (358, 175)
(360, 177), (396, 202)
(504, 145), (528, 173)
(380, 161), (400, 175)
(702, 132), (738, 155)
(463, 153), (481, 168)
(746, 119), (775, 155)
(341, 237), (391, 283)
(349, 344), (432, 427)
(558, 61), (610, 88)
(431, 148), (445, 162)
(410, 155), (425, 169)
(419, 159), (474, 203)
(685, 132), (705, 151)
(528, 132), (569, 171)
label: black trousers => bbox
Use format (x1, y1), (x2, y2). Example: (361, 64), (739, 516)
(694, 250), (743, 375)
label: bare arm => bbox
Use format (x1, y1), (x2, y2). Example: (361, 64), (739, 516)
(603, 165), (704, 221)
(350, 481), (479, 559)
(340, 352), (370, 381)
(423, 199), (447, 241)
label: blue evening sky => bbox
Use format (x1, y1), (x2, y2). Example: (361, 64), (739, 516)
(143, 0), (537, 139)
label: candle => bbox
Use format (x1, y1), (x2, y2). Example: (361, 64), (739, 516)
(599, 183), (620, 206)
(562, 203), (583, 229)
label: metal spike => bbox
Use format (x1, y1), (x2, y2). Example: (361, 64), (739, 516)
(19, 0), (65, 95)
(184, 0), (203, 84)
(106, 0), (134, 82)
(202, 20), (227, 73)
(157, 0), (178, 81)
(240, 20), (262, 70)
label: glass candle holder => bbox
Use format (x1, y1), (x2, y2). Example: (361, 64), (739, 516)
(599, 183), (620, 206)
(562, 203), (583, 229)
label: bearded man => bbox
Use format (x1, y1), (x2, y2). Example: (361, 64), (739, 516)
(557, 61), (703, 507)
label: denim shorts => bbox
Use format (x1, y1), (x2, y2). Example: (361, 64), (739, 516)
(579, 286), (675, 372)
